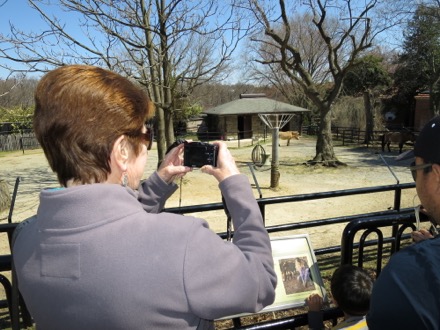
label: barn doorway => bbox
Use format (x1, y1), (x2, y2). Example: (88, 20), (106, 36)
(238, 115), (252, 139)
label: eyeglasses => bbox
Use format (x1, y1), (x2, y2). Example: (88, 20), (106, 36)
(409, 161), (433, 181)
(140, 126), (154, 150)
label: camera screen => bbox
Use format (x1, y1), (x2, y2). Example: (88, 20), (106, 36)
(183, 142), (218, 168)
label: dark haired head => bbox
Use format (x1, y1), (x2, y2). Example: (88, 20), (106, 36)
(331, 264), (373, 316)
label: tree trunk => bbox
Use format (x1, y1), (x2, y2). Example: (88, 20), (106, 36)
(311, 107), (344, 166)
(165, 109), (175, 147)
(363, 90), (374, 145)
(270, 127), (280, 188)
(156, 106), (166, 167)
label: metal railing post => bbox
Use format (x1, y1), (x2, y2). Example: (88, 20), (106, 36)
(8, 177), (21, 223)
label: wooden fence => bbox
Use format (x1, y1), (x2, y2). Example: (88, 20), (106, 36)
(0, 131), (39, 153)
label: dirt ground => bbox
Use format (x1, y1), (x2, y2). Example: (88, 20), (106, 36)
(0, 135), (418, 254)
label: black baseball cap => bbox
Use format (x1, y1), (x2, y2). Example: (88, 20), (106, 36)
(396, 116), (440, 162)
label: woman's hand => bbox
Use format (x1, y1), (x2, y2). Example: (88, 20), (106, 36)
(200, 141), (240, 183)
(157, 143), (191, 184)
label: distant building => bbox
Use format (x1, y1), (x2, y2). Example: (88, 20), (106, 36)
(202, 94), (310, 140)
(414, 92), (432, 131)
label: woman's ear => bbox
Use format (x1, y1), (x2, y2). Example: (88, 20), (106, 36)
(112, 135), (130, 172)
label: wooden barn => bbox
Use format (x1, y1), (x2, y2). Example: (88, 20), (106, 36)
(414, 92), (432, 131)
(201, 94), (310, 140)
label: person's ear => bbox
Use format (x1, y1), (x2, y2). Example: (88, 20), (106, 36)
(432, 163), (440, 182)
(112, 135), (130, 172)
(428, 164), (440, 194)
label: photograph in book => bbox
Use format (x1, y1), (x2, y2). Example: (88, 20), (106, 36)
(218, 234), (327, 320)
(261, 234), (327, 312)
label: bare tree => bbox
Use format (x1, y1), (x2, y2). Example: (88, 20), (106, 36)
(0, 0), (247, 163)
(0, 76), (37, 109)
(243, 0), (409, 166)
(243, 12), (326, 114)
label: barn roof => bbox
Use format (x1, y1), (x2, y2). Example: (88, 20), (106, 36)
(203, 94), (310, 116)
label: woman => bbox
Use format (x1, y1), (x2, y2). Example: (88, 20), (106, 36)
(13, 65), (277, 329)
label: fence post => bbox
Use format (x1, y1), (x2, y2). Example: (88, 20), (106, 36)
(8, 177), (21, 223)
(19, 138), (24, 154)
(391, 187), (402, 252)
(258, 203), (266, 224)
(393, 187), (402, 212)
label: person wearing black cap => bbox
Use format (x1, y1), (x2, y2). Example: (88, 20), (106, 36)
(367, 116), (440, 329)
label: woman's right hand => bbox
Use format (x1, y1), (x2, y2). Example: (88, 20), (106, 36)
(200, 141), (240, 183)
(157, 143), (192, 184)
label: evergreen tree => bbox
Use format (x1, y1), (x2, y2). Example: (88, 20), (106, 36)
(343, 54), (391, 143)
(395, 5), (440, 116)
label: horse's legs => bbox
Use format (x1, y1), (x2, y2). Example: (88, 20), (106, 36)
(387, 142), (391, 152)
(287, 139), (290, 146)
(399, 142), (403, 153)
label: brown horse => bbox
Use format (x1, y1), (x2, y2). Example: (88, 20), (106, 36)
(279, 131), (300, 146)
(381, 130), (416, 153)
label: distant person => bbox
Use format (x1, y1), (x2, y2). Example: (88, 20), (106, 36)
(12, 65), (277, 330)
(367, 116), (440, 329)
(306, 264), (373, 330)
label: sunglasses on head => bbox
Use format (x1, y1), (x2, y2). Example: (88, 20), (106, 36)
(409, 161), (433, 181)
(140, 126), (154, 150)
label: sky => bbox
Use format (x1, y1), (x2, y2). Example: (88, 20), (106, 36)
(1, 1), (37, 78)
(0, 0), (90, 79)
(0, 0), (246, 82)
(0, 0), (406, 82)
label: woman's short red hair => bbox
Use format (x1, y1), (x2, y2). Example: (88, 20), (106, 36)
(33, 65), (155, 186)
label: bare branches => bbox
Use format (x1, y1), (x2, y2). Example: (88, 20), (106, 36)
(0, 79), (19, 98)
(0, 75), (37, 110)
(0, 0), (249, 159)
(246, 0), (407, 105)
(0, 0), (246, 85)
(243, 0), (410, 164)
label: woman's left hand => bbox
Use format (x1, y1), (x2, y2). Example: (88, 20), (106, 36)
(157, 143), (191, 184)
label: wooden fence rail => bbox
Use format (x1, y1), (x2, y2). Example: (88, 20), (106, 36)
(0, 132), (39, 153)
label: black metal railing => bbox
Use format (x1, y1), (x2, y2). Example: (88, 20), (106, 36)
(163, 182), (419, 329)
(165, 182), (415, 225)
